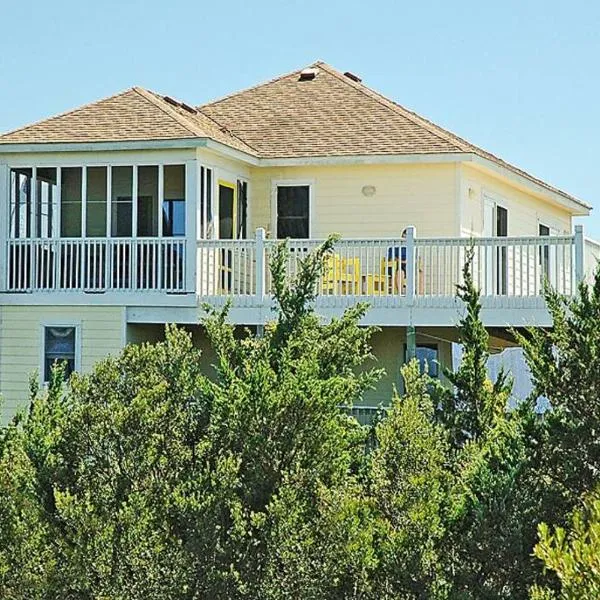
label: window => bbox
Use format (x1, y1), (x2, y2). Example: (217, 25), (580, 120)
(276, 185), (309, 238)
(137, 166), (159, 236)
(163, 165), (186, 237)
(237, 180), (248, 239)
(44, 326), (77, 382)
(61, 167), (83, 237)
(86, 167), (107, 236)
(405, 344), (439, 378)
(539, 223), (550, 280)
(111, 166), (133, 237)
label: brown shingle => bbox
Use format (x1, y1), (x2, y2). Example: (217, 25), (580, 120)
(199, 62), (465, 158)
(0, 87), (256, 154)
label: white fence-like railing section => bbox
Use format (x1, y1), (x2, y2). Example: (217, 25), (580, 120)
(416, 234), (578, 298)
(5, 226), (585, 304)
(196, 226), (584, 307)
(6, 238), (186, 293)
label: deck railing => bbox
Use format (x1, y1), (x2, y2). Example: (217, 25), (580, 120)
(4, 226), (585, 304)
(196, 226), (584, 307)
(6, 238), (186, 293)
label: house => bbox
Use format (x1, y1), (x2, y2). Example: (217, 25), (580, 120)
(0, 61), (593, 421)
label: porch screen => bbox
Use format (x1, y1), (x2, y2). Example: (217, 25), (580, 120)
(276, 185), (309, 239)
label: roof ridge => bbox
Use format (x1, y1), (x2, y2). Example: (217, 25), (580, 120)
(0, 88), (134, 139)
(317, 63), (587, 205)
(317, 62), (468, 152)
(132, 87), (204, 137)
(198, 61), (320, 109)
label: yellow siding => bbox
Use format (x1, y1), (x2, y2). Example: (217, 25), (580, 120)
(461, 164), (572, 237)
(0, 306), (125, 422)
(249, 163), (459, 239)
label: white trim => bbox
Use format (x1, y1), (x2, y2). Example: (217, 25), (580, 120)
(1, 145), (589, 213)
(81, 166), (87, 237)
(2, 291), (197, 307)
(271, 179), (314, 238)
(131, 164), (138, 238)
(0, 165), (8, 291)
(40, 321), (82, 383)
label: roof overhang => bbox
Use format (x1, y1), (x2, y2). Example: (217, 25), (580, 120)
(258, 151), (591, 215)
(0, 141), (589, 215)
(0, 138), (260, 165)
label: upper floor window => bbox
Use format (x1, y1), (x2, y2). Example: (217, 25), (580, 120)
(276, 184), (310, 239)
(10, 167), (58, 238)
(8, 164), (190, 239)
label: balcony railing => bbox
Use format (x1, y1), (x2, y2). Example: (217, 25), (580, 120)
(196, 226), (585, 309)
(4, 227), (585, 310)
(6, 238), (186, 293)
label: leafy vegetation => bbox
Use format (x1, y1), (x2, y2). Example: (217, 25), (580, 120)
(0, 240), (599, 599)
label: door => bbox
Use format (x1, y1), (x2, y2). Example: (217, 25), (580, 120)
(496, 205), (508, 295)
(218, 182), (236, 292)
(483, 199), (508, 295)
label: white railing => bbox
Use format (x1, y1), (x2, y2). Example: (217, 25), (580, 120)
(6, 238), (187, 293)
(195, 226), (584, 308)
(5, 227), (585, 304)
(416, 234), (577, 298)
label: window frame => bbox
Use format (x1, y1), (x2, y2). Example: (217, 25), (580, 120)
(271, 180), (313, 239)
(40, 322), (82, 383)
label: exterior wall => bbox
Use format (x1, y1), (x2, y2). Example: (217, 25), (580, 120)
(585, 238), (600, 284)
(0, 306), (125, 421)
(248, 163), (460, 239)
(126, 323), (453, 408)
(461, 164), (572, 237)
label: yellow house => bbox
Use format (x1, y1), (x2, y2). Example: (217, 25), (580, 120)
(0, 61), (593, 421)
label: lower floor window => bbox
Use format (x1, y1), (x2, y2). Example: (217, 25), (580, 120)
(44, 326), (77, 382)
(405, 344), (439, 378)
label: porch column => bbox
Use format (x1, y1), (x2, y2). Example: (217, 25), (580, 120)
(0, 164), (8, 292)
(406, 325), (417, 361)
(185, 160), (197, 294)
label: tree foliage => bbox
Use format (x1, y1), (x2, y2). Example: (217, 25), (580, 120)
(1, 242), (600, 599)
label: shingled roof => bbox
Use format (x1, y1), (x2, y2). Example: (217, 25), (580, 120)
(0, 62), (588, 209)
(0, 87), (256, 154)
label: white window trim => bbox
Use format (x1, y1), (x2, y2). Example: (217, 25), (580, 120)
(271, 179), (314, 239)
(40, 321), (82, 383)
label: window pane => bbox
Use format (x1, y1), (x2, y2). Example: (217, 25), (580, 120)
(137, 166), (158, 236)
(61, 167), (82, 237)
(277, 185), (309, 238)
(111, 166), (133, 237)
(44, 326), (76, 382)
(408, 345), (439, 378)
(163, 165), (185, 237)
(36, 168), (57, 238)
(10, 168), (33, 238)
(86, 167), (107, 237)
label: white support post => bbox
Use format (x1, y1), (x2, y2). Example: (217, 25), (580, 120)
(255, 227), (266, 305)
(131, 165), (138, 290)
(575, 224), (584, 285)
(405, 225), (416, 303)
(0, 165), (8, 292)
(81, 167), (87, 238)
(185, 160), (197, 294)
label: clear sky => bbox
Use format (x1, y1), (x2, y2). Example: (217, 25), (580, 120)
(1, 0), (598, 235)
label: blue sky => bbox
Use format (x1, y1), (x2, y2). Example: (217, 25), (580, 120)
(1, 0), (598, 235)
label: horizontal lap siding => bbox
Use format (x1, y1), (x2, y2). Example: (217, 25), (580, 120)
(462, 164), (572, 237)
(0, 306), (125, 422)
(250, 163), (459, 238)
